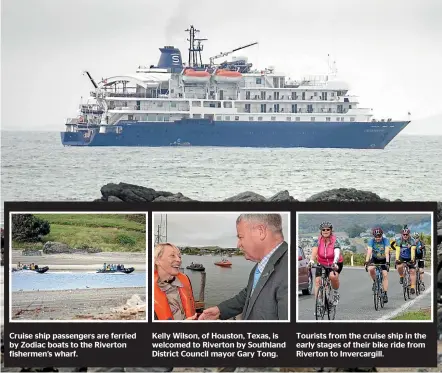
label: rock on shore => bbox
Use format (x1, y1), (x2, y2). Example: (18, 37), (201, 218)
(95, 183), (403, 203)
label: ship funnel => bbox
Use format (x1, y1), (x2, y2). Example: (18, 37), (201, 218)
(157, 46), (183, 72)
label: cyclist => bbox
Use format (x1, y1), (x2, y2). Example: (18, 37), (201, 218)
(413, 232), (426, 289)
(364, 227), (390, 303)
(392, 226), (417, 294)
(309, 221), (344, 305)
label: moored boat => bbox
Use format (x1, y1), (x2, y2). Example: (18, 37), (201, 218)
(214, 259), (232, 267)
(12, 266), (49, 274)
(186, 263), (205, 271)
(60, 25), (409, 149)
(96, 267), (135, 274)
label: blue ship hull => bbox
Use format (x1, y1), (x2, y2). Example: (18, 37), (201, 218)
(60, 119), (409, 149)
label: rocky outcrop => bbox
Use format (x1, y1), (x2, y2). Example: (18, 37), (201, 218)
(97, 183), (303, 202)
(42, 242), (102, 254)
(98, 183), (195, 203)
(306, 188), (391, 202)
(97, 183), (415, 203)
(43, 241), (71, 254)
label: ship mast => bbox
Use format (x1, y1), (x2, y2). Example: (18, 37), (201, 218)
(154, 214), (168, 244)
(185, 25), (207, 68)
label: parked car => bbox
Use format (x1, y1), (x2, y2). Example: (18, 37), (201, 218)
(298, 246), (313, 295)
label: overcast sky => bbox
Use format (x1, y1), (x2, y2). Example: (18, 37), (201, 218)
(153, 213), (290, 247)
(2, 0), (442, 134)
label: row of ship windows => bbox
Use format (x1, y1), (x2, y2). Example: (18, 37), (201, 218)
(213, 116), (355, 122)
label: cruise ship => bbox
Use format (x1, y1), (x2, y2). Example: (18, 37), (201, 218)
(61, 26), (409, 148)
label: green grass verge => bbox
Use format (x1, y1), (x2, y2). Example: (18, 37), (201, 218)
(392, 308), (431, 320)
(13, 214), (146, 252)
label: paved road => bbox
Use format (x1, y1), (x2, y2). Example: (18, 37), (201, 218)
(297, 267), (432, 321)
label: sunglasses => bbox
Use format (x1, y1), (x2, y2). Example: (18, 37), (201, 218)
(375, 235), (382, 238)
(321, 228), (331, 232)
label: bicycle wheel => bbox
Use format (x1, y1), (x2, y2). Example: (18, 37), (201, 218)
(403, 272), (408, 301)
(406, 272), (411, 300)
(326, 285), (337, 320)
(379, 287), (385, 308)
(315, 286), (326, 320)
(374, 280), (379, 311)
(415, 274), (420, 296)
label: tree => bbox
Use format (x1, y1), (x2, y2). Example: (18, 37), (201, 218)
(347, 224), (366, 238)
(11, 214), (50, 242)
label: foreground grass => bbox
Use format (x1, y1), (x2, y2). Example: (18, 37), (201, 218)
(392, 308), (431, 320)
(13, 214), (146, 252)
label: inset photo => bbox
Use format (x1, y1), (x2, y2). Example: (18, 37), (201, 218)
(296, 212), (433, 322)
(152, 212), (290, 322)
(10, 213), (147, 322)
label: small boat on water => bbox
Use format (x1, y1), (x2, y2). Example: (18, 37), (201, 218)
(186, 263), (205, 271)
(12, 266), (49, 274)
(96, 266), (135, 274)
(214, 259), (232, 267)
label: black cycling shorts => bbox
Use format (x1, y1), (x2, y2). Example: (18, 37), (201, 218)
(417, 259), (425, 269)
(415, 251), (424, 260)
(399, 257), (416, 269)
(369, 257), (388, 271)
(315, 262), (343, 278)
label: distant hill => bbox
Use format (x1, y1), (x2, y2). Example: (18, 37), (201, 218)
(298, 213), (431, 236)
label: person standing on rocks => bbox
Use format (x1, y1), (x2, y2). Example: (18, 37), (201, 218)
(154, 243), (198, 320)
(199, 213), (289, 321)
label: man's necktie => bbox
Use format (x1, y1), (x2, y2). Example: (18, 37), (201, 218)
(252, 266), (261, 291)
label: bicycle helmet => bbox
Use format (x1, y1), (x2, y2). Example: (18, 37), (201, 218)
(372, 227), (383, 237)
(412, 232), (419, 239)
(319, 221), (333, 230)
(401, 226), (410, 235)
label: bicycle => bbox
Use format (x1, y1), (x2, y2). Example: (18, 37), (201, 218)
(415, 259), (426, 295)
(365, 262), (388, 311)
(397, 259), (414, 301)
(311, 264), (338, 320)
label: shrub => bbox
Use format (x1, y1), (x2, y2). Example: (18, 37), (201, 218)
(12, 214), (50, 242)
(117, 234), (136, 246)
(125, 214), (146, 224)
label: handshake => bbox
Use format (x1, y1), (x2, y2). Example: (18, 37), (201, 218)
(186, 306), (221, 321)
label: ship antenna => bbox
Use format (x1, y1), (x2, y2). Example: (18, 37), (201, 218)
(185, 25), (207, 68)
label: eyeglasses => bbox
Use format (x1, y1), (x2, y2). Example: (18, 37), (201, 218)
(321, 228), (331, 232)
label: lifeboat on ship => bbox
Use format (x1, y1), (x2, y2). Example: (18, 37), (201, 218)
(182, 69), (211, 83)
(213, 69), (243, 83)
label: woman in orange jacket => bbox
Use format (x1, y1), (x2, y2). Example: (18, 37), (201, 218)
(154, 243), (197, 320)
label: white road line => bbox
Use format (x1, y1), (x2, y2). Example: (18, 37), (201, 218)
(377, 286), (432, 320)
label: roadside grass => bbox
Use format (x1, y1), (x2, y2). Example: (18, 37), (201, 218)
(12, 214), (146, 252)
(392, 308), (431, 321)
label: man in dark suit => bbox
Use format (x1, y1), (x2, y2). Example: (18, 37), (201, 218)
(198, 213), (289, 321)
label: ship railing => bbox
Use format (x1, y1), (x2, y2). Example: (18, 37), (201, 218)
(110, 106), (190, 112)
(66, 118), (81, 125)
